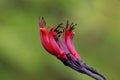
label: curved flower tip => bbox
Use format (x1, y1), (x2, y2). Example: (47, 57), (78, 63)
(39, 17), (46, 28)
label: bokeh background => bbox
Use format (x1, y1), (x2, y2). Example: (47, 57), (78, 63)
(0, 0), (120, 80)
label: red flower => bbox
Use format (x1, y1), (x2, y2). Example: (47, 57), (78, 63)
(39, 17), (82, 61)
(39, 17), (107, 80)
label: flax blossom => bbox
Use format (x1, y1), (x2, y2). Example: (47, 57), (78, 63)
(39, 17), (107, 80)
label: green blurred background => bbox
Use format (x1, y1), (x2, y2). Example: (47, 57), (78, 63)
(0, 0), (120, 80)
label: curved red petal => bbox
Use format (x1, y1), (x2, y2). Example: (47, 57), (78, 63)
(64, 29), (82, 61)
(49, 30), (67, 61)
(39, 18), (60, 56)
(40, 28), (55, 53)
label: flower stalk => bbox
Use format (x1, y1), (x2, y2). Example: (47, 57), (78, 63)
(39, 17), (108, 80)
